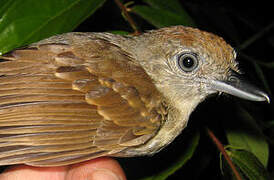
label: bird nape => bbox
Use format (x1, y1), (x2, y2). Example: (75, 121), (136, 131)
(0, 26), (269, 166)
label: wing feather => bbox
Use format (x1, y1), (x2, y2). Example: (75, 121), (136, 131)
(0, 33), (165, 166)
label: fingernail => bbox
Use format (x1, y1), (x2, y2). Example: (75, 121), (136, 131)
(89, 168), (121, 180)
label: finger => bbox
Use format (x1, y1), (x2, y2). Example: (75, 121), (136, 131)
(66, 157), (126, 180)
(0, 157), (126, 180)
(0, 165), (68, 180)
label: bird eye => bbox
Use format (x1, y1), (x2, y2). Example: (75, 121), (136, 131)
(177, 53), (199, 72)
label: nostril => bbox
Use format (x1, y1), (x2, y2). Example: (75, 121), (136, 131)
(228, 76), (239, 84)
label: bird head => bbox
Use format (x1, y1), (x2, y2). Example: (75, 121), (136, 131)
(130, 26), (269, 110)
(118, 26), (270, 154)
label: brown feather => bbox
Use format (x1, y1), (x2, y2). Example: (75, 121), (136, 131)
(0, 33), (164, 166)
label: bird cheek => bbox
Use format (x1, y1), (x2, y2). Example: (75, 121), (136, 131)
(195, 77), (217, 95)
(197, 81), (212, 95)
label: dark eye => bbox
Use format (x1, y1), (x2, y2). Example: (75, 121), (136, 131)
(177, 53), (199, 72)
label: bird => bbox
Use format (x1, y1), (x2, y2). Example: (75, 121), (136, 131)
(0, 26), (269, 167)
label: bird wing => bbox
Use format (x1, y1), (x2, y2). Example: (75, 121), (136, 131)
(0, 33), (165, 166)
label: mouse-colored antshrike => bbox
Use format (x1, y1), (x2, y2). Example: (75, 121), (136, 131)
(0, 26), (269, 166)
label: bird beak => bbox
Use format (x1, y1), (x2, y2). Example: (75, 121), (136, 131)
(209, 70), (270, 103)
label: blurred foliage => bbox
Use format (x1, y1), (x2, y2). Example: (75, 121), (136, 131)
(224, 106), (269, 167)
(225, 149), (270, 180)
(131, 0), (196, 28)
(0, 0), (106, 54)
(0, 0), (273, 179)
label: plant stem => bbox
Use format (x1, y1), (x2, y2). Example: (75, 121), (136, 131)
(238, 21), (274, 50)
(206, 127), (242, 180)
(113, 0), (141, 34)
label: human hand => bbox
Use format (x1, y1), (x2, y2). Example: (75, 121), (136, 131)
(0, 157), (126, 180)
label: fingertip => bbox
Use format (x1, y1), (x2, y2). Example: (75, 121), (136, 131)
(0, 164), (68, 180)
(67, 157), (126, 180)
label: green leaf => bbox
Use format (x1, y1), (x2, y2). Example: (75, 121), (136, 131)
(226, 149), (270, 180)
(140, 130), (200, 180)
(144, 0), (186, 14)
(108, 30), (129, 35)
(132, 2), (196, 28)
(0, 0), (106, 54)
(224, 106), (269, 167)
(0, 0), (14, 16)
